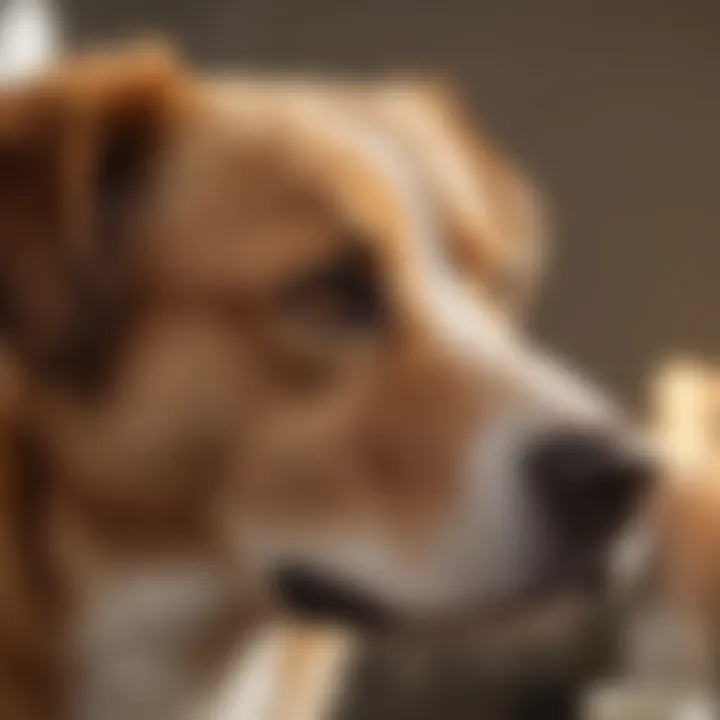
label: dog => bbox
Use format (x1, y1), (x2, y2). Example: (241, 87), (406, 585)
(0, 44), (651, 719)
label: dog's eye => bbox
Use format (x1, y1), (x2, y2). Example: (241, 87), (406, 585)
(282, 249), (384, 333)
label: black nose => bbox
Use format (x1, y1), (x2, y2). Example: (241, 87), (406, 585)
(526, 432), (653, 542)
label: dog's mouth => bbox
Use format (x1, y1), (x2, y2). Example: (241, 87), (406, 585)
(274, 566), (394, 630)
(273, 548), (616, 636)
(272, 501), (655, 648)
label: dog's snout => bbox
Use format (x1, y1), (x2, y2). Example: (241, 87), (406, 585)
(526, 432), (653, 542)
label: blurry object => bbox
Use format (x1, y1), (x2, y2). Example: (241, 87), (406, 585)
(0, 0), (59, 81)
(646, 359), (720, 682)
(207, 622), (354, 720)
(651, 359), (720, 476)
(266, 623), (355, 720)
(584, 684), (716, 720)
(587, 357), (720, 720)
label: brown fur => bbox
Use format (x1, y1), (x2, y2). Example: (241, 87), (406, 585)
(0, 45), (542, 717)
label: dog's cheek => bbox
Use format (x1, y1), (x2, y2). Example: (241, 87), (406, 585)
(42, 317), (251, 521)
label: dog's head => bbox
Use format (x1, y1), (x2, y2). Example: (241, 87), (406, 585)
(0, 46), (651, 622)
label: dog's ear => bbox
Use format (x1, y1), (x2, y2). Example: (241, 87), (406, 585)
(372, 78), (547, 317)
(0, 45), (186, 386)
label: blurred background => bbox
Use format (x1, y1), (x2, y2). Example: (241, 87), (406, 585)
(55, 0), (720, 409)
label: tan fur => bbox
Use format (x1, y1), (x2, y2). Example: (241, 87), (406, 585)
(0, 44), (547, 718)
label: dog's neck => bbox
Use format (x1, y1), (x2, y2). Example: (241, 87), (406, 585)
(0, 356), (268, 720)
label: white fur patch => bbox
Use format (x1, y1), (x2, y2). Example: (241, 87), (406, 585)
(70, 567), (240, 720)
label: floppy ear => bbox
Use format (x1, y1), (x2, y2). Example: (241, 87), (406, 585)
(373, 78), (547, 316)
(0, 45), (185, 386)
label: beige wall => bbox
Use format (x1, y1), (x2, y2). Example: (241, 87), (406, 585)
(63, 0), (720, 406)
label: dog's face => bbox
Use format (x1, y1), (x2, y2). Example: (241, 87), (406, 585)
(0, 48), (650, 621)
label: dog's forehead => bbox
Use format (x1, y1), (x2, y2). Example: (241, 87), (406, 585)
(145, 73), (543, 319)
(162, 79), (516, 285)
